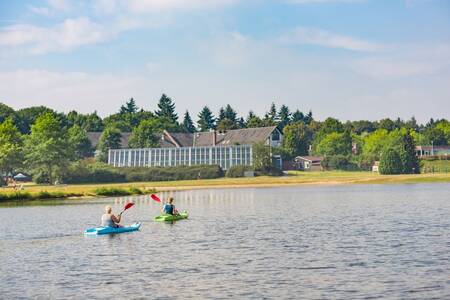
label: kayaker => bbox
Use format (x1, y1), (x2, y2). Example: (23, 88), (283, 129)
(162, 197), (178, 215)
(101, 205), (122, 228)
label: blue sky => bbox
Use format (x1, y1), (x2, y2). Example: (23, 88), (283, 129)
(0, 0), (449, 123)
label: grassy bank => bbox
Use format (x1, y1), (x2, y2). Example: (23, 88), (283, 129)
(1, 171), (450, 202)
(0, 186), (151, 202)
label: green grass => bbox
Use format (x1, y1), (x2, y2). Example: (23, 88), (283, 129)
(421, 159), (450, 174)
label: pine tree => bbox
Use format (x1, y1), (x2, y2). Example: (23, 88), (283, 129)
(155, 94), (178, 123)
(291, 110), (304, 123)
(197, 106), (215, 132)
(304, 110), (313, 125)
(278, 104), (291, 129)
(268, 102), (277, 123)
(182, 111), (196, 133)
(224, 104), (237, 123)
(120, 98), (138, 114)
(217, 107), (226, 123)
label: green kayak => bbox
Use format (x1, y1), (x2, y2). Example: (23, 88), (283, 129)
(155, 211), (189, 222)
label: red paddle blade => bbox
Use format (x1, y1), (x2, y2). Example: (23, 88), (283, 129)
(124, 202), (135, 210)
(151, 194), (161, 203)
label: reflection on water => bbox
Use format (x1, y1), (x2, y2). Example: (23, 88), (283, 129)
(1, 183), (450, 299)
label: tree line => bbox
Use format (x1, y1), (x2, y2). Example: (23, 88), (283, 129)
(1, 93), (450, 183)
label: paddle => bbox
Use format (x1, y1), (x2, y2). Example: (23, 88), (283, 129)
(150, 194), (161, 203)
(119, 202), (135, 215)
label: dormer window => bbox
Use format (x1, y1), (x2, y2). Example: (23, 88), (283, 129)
(272, 130), (280, 141)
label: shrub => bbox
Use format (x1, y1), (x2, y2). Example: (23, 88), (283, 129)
(226, 165), (254, 178)
(321, 155), (359, 171)
(61, 161), (125, 184)
(121, 165), (223, 182)
(94, 187), (144, 197)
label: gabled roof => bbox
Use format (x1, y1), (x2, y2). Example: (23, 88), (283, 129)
(295, 156), (324, 163)
(88, 126), (280, 149)
(193, 126), (278, 147)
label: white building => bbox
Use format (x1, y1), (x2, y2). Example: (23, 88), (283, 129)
(105, 126), (283, 170)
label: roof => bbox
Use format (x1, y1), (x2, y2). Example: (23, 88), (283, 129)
(295, 156), (324, 163)
(415, 145), (450, 151)
(89, 126), (280, 149)
(193, 126), (278, 147)
(87, 132), (131, 148)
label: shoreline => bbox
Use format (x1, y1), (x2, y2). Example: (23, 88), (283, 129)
(1, 172), (450, 202)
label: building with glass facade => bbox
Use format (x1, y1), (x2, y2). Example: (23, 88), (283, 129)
(108, 144), (252, 170)
(105, 126), (282, 170)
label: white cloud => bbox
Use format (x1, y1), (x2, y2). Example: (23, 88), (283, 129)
(0, 17), (132, 54)
(281, 26), (385, 52)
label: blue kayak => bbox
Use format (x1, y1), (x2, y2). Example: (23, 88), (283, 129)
(84, 222), (141, 235)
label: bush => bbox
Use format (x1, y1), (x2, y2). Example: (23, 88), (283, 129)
(226, 165), (254, 178)
(61, 161), (125, 184)
(94, 187), (143, 197)
(121, 165), (223, 182)
(321, 155), (359, 171)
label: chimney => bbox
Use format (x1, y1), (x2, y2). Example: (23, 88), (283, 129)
(212, 130), (217, 146)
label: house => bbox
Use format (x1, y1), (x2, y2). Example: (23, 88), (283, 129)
(87, 132), (131, 149)
(294, 156), (324, 171)
(415, 145), (450, 157)
(106, 126), (283, 170)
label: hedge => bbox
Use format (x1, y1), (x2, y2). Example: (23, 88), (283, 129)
(226, 165), (254, 178)
(61, 162), (223, 184)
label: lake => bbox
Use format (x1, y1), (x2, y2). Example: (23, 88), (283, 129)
(1, 183), (449, 299)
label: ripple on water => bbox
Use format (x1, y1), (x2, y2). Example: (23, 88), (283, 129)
(1, 184), (450, 299)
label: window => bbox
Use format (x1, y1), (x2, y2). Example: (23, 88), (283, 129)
(271, 130), (280, 141)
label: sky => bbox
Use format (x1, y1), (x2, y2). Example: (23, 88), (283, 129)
(0, 0), (449, 123)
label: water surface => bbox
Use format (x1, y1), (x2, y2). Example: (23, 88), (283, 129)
(1, 183), (449, 299)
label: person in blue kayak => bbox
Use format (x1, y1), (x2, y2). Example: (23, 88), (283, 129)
(162, 197), (179, 215)
(101, 205), (122, 227)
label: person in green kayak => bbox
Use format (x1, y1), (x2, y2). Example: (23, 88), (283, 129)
(101, 205), (122, 227)
(162, 197), (179, 215)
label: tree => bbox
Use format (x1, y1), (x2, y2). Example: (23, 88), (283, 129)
(128, 119), (161, 148)
(315, 131), (352, 156)
(282, 122), (312, 157)
(84, 112), (104, 132)
(97, 126), (122, 162)
(182, 111), (196, 133)
(362, 129), (390, 159)
(291, 110), (304, 123)
(217, 118), (237, 131)
(223, 104), (237, 123)
(0, 118), (23, 176)
(252, 142), (272, 172)
(423, 126), (447, 145)
(24, 113), (70, 184)
(68, 125), (93, 160)
(268, 102), (277, 123)
(246, 111), (264, 128)
(155, 94), (178, 123)
(15, 106), (55, 134)
(378, 118), (396, 131)
(120, 98), (138, 114)
(398, 131), (419, 174)
(278, 104), (291, 130)
(197, 106), (215, 131)
(0, 103), (15, 123)
(304, 110), (313, 125)
(379, 148), (402, 175)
